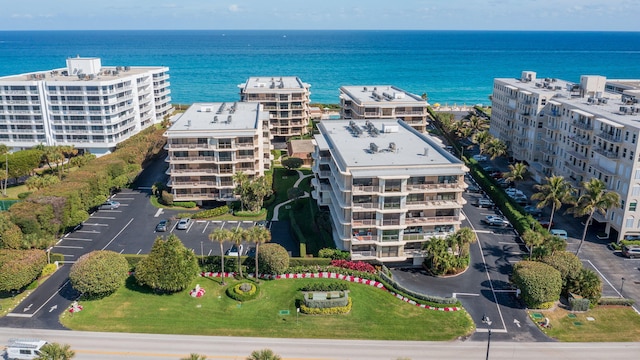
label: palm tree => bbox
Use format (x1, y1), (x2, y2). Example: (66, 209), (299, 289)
(247, 348), (281, 360)
(504, 162), (527, 186)
(452, 227), (476, 258)
(209, 228), (232, 284)
(521, 229), (545, 258)
(568, 178), (620, 256)
(246, 225), (272, 280)
(180, 354), (207, 360)
(0, 144), (10, 196)
(230, 227), (247, 277)
(467, 115), (489, 132)
(35, 342), (75, 360)
(233, 171), (249, 211)
(531, 176), (575, 230)
(484, 138), (507, 160)
(471, 130), (492, 154)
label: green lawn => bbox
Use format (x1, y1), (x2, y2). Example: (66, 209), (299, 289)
(60, 277), (474, 340)
(1, 184), (29, 200)
(530, 306), (640, 342)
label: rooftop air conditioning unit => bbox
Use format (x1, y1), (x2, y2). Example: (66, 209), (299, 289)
(620, 106), (628, 113)
(369, 143), (378, 153)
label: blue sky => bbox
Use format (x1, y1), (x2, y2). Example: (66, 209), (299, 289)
(2, 0), (639, 31)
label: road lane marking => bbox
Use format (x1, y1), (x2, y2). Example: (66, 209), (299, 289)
(82, 223), (109, 226)
(453, 292), (479, 297)
(76, 230), (100, 234)
(154, 208), (163, 218)
(91, 216), (116, 219)
(54, 245), (83, 249)
(102, 218), (134, 250)
(64, 238), (93, 241)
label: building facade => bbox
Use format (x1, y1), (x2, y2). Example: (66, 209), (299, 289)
(339, 85), (430, 133)
(238, 77), (311, 143)
(311, 119), (468, 263)
(491, 71), (640, 241)
(0, 56), (172, 155)
(165, 102), (272, 204)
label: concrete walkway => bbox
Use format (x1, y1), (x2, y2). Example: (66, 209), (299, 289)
(271, 169), (313, 221)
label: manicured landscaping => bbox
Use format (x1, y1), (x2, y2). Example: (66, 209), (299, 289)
(60, 277), (474, 340)
(530, 306), (640, 342)
(1, 184), (28, 200)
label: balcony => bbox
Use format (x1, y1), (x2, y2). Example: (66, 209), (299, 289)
(350, 251), (377, 260)
(168, 156), (216, 163)
(402, 231), (452, 241)
(404, 215), (460, 225)
(352, 219), (377, 226)
(590, 163), (617, 177)
(167, 143), (211, 150)
(572, 120), (593, 130)
(170, 181), (217, 189)
(593, 147), (620, 159)
(563, 161), (586, 175)
(597, 132), (622, 143)
(569, 135), (591, 146)
(352, 202), (379, 210)
(352, 185), (380, 193)
(406, 183), (463, 192)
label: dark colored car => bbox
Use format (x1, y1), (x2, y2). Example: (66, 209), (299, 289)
(246, 247), (256, 258)
(155, 219), (171, 232)
(523, 205), (543, 218)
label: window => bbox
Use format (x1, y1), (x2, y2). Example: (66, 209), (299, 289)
(634, 134), (637, 144)
(630, 201), (637, 211)
(633, 186), (640, 196)
(627, 217), (634, 228)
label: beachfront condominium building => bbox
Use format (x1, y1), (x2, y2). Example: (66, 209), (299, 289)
(339, 85), (430, 133)
(491, 70), (640, 242)
(0, 56), (172, 155)
(238, 77), (311, 143)
(311, 119), (468, 263)
(165, 102), (272, 204)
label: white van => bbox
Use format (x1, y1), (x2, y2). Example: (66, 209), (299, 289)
(4, 338), (48, 360)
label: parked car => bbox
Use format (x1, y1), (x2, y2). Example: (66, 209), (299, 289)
(466, 183), (482, 193)
(550, 229), (568, 240)
(490, 171), (504, 179)
(176, 218), (191, 230)
(155, 219), (171, 232)
(474, 198), (495, 209)
(538, 219), (555, 228)
(482, 165), (498, 173)
(98, 200), (120, 210)
(482, 215), (511, 227)
(225, 244), (244, 257)
(523, 205), (543, 217)
(4, 338), (48, 360)
(246, 246), (256, 258)
(256, 220), (268, 228)
(496, 178), (513, 188)
(472, 154), (488, 162)
(622, 245), (640, 259)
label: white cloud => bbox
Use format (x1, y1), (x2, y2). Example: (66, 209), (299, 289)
(228, 4), (241, 12)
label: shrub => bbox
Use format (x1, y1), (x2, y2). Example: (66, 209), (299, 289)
(123, 254), (145, 271)
(300, 297), (352, 315)
(569, 297), (591, 311)
(281, 157), (303, 170)
(0, 249), (47, 291)
(161, 190), (174, 206)
(258, 243), (290, 275)
(330, 259), (376, 273)
(234, 208), (267, 217)
(303, 291), (349, 308)
(50, 252), (65, 263)
(135, 234), (199, 293)
(173, 201), (197, 208)
(226, 282), (259, 302)
(567, 268), (602, 305)
(41, 263), (57, 277)
(69, 250), (130, 298)
(318, 248), (350, 260)
(0, 212), (23, 249)
(190, 206), (229, 219)
(540, 251), (583, 289)
(199, 256), (239, 273)
(299, 282), (349, 292)
(599, 297), (636, 306)
(17, 192), (32, 200)
(512, 261), (562, 308)
(288, 258), (332, 267)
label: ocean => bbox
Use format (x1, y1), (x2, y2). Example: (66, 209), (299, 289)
(0, 30), (639, 106)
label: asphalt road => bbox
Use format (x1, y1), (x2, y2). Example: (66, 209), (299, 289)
(2, 328), (640, 360)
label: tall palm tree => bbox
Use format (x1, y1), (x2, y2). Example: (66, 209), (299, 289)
(568, 178), (620, 256)
(247, 348), (282, 360)
(471, 130), (492, 154)
(230, 227), (247, 277)
(35, 342), (75, 360)
(0, 144), (10, 196)
(484, 138), (507, 160)
(531, 176), (575, 230)
(180, 353), (207, 360)
(246, 225), (272, 280)
(209, 228), (232, 284)
(233, 171), (249, 211)
(467, 115), (489, 132)
(504, 162), (527, 186)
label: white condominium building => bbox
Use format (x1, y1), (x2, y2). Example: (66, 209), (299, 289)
(491, 70), (640, 241)
(238, 77), (311, 143)
(165, 102), (271, 204)
(0, 56), (172, 155)
(311, 119), (468, 263)
(339, 85), (430, 133)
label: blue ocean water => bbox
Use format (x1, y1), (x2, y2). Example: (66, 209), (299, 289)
(0, 30), (639, 106)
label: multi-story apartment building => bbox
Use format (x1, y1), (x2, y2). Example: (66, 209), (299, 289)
(311, 118), (468, 263)
(238, 77), (311, 143)
(339, 85), (430, 133)
(491, 71), (640, 241)
(0, 56), (172, 155)
(165, 102), (272, 204)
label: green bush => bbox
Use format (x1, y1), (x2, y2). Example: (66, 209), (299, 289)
(135, 234), (199, 293)
(234, 208), (267, 217)
(69, 250), (130, 298)
(25, 280), (39, 290)
(0, 249), (47, 291)
(287, 258), (332, 267)
(41, 263), (57, 277)
(258, 243), (290, 275)
(172, 201), (197, 208)
(190, 206), (229, 219)
(199, 256), (239, 273)
(300, 297), (352, 315)
(161, 190), (173, 206)
(599, 297), (636, 306)
(303, 291), (349, 308)
(318, 248), (350, 260)
(512, 261), (562, 308)
(17, 192), (32, 200)
(226, 282), (259, 302)
(50, 252), (65, 263)
(123, 254), (145, 271)
(299, 282), (349, 292)
(541, 251), (583, 289)
(567, 268), (602, 305)
(569, 297), (591, 311)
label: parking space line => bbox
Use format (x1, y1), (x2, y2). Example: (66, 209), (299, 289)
(202, 221), (210, 234)
(77, 230), (100, 234)
(102, 218), (134, 250)
(207, 249), (212, 256)
(62, 254), (74, 257)
(154, 208), (163, 218)
(243, 221), (253, 224)
(227, 221), (238, 224)
(91, 216), (116, 220)
(119, 249), (125, 254)
(474, 230), (492, 233)
(136, 249), (142, 255)
(54, 245), (83, 249)
(64, 238), (93, 241)
(113, 197), (134, 200)
(82, 223), (109, 226)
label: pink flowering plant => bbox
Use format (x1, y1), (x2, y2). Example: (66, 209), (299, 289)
(330, 260), (377, 274)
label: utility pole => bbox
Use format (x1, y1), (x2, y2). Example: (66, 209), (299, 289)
(482, 313), (492, 360)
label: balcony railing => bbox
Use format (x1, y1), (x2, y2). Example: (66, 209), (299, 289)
(406, 183), (462, 191)
(572, 120), (593, 130)
(352, 219), (377, 226)
(597, 132), (622, 143)
(404, 216), (460, 224)
(593, 147), (620, 159)
(352, 202), (379, 210)
(353, 185), (379, 193)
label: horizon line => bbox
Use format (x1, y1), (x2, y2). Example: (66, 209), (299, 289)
(0, 29), (639, 33)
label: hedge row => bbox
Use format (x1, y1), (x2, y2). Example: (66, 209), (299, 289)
(289, 209), (307, 256)
(599, 297), (636, 306)
(300, 297), (352, 315)
(303, 292), (349, 308)
(177, 205), (229, 220)
(288, 258), (333, 267)
(299, 281), (349, 292)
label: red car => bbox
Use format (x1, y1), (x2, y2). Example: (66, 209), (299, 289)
(538, 220), (555, 228)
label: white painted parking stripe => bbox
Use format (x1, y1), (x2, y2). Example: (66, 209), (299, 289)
(114, 197), (134, 200)
(62, 254), (75, 257)
(207, 249), (212, 256)
(202, 221), (210, 234)
(64, 238), (92, 241)
(243, 221), (253, 224)
(154, 208), (163, 218)
(211, 221), (222, 224)
(91, 216), (116, 220)
(476, 328), (508, 333)
(196, 220), (207, 223)
(227, 221), (238, 223)
(119, 249), (125, 254)
(76, 230), (100, 234)
(82, 223), (109, 226)
(474, 230), (492, 233)
(54, 245), (83, 249)
(136, 249), (142, 255)
(453, 292), (479, 297)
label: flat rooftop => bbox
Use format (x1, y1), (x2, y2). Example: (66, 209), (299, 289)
(168, 102), (264, 133)
(0, 66), (165, 83)
(316, 119), (464, 172)
(340, 85), (424, 104)
(239, 76), (309, 92)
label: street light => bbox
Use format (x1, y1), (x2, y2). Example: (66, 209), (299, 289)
(482, 313), (492, 360)
(621, 277), (626, 293)
(200, 241), (204, 258)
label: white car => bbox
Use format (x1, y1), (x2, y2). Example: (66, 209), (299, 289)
(225, 244), (244, 257)
(472, 154), (488, 162)
(4, 338), (48, 360)
(482, 215), (511, 227)
(176, 218), (191, 230)
(98, 200), (120, 210)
